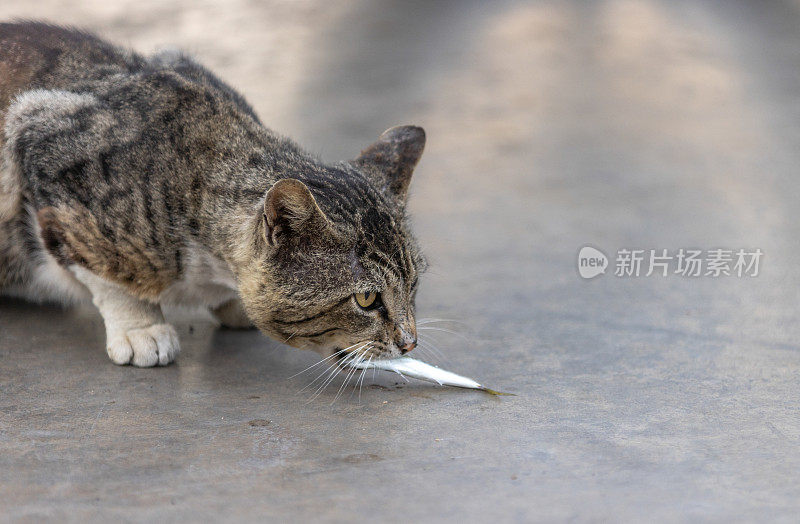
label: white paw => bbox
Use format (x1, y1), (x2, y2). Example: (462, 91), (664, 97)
(106, 324), (180, 367)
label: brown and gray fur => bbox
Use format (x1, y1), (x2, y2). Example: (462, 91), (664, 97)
(0, 22), (426, 367)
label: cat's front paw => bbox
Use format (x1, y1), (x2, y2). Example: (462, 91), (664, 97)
(107, 324), (180, 367)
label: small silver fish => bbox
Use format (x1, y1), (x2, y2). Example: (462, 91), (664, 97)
(349, 356), (512, 395)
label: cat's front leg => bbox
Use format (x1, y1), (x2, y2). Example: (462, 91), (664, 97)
(72, 267), (180, 366)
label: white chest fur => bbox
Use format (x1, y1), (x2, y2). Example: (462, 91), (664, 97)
(158, 242), (239, 308)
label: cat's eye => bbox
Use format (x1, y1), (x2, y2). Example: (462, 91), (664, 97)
(354, 291), (379, 310)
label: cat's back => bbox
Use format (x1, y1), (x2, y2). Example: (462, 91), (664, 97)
(4, 22), (258, 122)
(0, 22), (142, 118)
(0, 22), (261, 142)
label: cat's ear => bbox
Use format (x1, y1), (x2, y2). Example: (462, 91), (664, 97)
(263, 179), (330, 246)
(353, 125), (425, 201)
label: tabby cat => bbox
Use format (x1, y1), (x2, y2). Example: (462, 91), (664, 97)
(0, 22), (425, 367)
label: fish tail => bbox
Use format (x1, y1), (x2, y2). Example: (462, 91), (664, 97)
(480, 387), (516, 396)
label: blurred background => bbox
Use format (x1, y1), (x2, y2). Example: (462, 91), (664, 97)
(2, 0), (800, 521)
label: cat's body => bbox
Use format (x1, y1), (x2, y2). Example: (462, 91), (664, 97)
(0, 22), (425, 367)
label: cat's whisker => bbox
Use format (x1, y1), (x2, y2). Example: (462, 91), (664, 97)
(417, 325), (468, 341)
(353, 364), (372, 403)
(418, 331), (446, 345)
(300, 342), (367, 394)
(330, 343), (378, 404)
(300, 339), (370, 376)
(426, 347), (446, 366)
(418, 339), (448, 364)
(351, 348), (373, 394)
(357, 357), (372, 402)
(332, 351), (366, 399)
(334, 353), (363, 399)
(414, 345), (442, 366)
(416, 318), (466, 327)
(331, 354), (364, 404)
(307, 354), (353, 402)
(420, 333), (440, 351)
(306, 343), (370, 402)
(300, 360), (342, 394)
(288, 348), (345, 379)
(298, 350), (353, 392)
(307, 366), (343, 403)
(350, 354), (372, 400)
(428, 348), (447, 364)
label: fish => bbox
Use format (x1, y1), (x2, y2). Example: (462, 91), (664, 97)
(348, 356), (513, 396)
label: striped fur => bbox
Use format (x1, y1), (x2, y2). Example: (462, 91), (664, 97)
(0, 22), (425, 364)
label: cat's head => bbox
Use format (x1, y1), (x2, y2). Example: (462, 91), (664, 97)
(238, 126), (427, 361)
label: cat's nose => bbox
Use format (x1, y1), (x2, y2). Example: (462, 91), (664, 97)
(398, 333), (417, 354)
(399, 339), (416, 354)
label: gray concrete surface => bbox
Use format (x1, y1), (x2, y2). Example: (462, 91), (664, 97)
(2, 0), (800, 521)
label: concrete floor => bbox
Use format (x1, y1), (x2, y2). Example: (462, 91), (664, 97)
(2, 0), (800, 521)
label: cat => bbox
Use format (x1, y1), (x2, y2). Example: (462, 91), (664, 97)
(0, 22), (425, 367)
